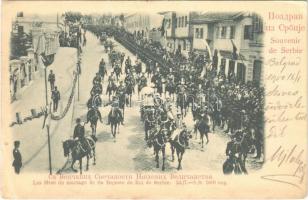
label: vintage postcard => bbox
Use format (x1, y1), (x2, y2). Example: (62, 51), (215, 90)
(0, 1), (307, 199)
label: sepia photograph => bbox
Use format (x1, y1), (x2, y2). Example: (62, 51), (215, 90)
(1, 1), (307, 199)
(8, 10), (264, 174)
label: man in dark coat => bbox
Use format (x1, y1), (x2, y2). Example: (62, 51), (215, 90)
(73, 118), (92, 157)
(48, 70), (55, 90)
(51, 86), (60, 112)
(12, 141), (22, 174)
(225, 131), (247, 174)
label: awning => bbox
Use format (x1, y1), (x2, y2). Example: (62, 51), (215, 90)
(219, 50), (246, 61)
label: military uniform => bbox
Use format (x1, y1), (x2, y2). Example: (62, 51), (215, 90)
(73, 120), (92, 157)
(51, 88), (60, 112)
(107, 99), (124, 125)
(48, 72), (55, 90)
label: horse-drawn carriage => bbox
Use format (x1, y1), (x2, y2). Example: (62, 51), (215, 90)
(100, 32), (107, 43)
(139, 86), (156, 121)
(108, 50), (121, 67)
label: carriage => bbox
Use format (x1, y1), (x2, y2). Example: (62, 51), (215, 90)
(100, 32), (107, 43)
(108, 50), (121, 67)
(139, 86), (156, 121)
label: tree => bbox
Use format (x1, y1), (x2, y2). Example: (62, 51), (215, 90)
(63, 12), (82, 24)
(10, 32), (32, 60)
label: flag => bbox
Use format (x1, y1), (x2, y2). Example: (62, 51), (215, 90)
(230, 39), (238, 60)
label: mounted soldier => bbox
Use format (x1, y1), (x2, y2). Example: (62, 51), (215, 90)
(98, 58), (107, 79)
(107, 96), (124, 125)
(93, 73), (102, 85)
(224, 131), (248, 174)
(73, 118), (93, 158)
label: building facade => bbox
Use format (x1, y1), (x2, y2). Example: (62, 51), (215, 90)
(124, 13), (164, 42)
(191, 12), (264, 85)
(10, 13), (60, 101)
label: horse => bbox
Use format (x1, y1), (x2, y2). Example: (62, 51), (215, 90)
(116, 92), (126, 118)
(147, 128), (168, 171)
(223, 134), (249, 175)
(195, 114), (211, 148)
(170, 129), (192, 170)
(62, 135), (97, 174)
(125, 80), (135, 107)
(109, 107), (122, 139)
(106, 80), (117, 101)
(86, 108), (102, 136)
(114, 65), (122, 81)
(144, 107), (157, 141)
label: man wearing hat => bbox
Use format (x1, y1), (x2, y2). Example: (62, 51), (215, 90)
(12, 141), (22, 174)
(51, 86), (60, 112)
(48, 70), (56, 90)
(73, 118), (92, 158)
(116, 81), (126, 96)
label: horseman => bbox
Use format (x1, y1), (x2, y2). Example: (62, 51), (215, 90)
(107, 96), (124, 125)
(73, 118), (93, 157)
(98, 58), (107, 78)
(108, 71), (116, 83)
(91, 80), (103, 96)
(116, 81), (126, 96)
(225, 130), (248, 174)
(125, 72), (134, 85)
(93, 72), (102, 85)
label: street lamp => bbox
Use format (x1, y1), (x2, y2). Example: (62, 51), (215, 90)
(40, 32), (55, 175)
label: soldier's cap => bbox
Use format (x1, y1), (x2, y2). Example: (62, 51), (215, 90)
(14, 140), (20, 147)
(76, 118), (81, 123)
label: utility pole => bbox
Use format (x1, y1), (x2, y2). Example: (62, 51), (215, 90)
(41, 33), (54, 175)
(77, 27), (80, 101)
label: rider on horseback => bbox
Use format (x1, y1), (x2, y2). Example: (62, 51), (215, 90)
(107, 96), (124, 125)
(225, 130), (248, 174)
(73, 118), (93, 158)
(93, 73), (102, 85)
(116, 81), (126, 95)
(139, 73), (147, 86)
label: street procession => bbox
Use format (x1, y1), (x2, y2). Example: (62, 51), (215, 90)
(9, 11), (264, 175)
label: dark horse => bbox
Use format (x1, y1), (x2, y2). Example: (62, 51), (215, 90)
(147, 128), (168, 171)
(63, 135), (97, 174)
(125, 80), (135, 107)
(106, 80), (117, 101)
(109, 107), (122, 139)
(170, 129), (192, 170)
(86, 108), (102, 136)
(195, 114), (211, 148)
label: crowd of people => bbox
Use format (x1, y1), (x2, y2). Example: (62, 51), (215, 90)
(85, 25), (264, 174)
(114, 27), (265, 172)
